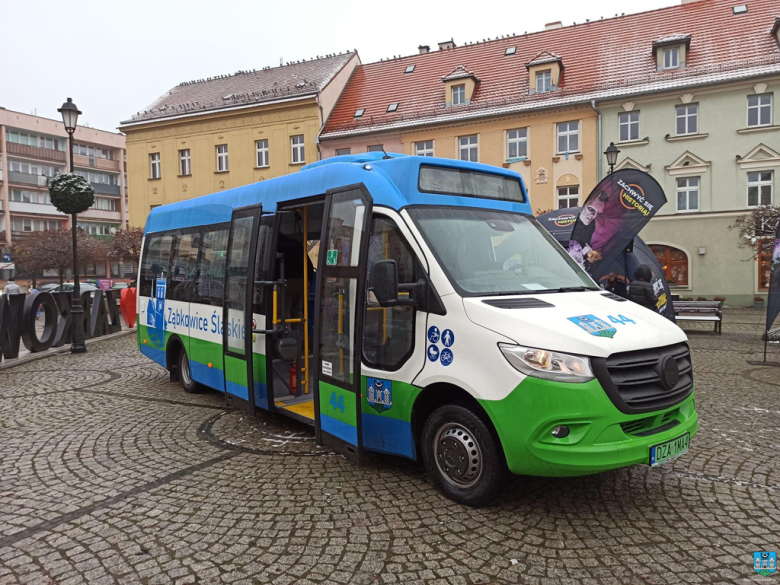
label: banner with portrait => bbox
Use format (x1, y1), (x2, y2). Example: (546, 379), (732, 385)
(767, 223), (780, 332)
(567, 169), (667, 283)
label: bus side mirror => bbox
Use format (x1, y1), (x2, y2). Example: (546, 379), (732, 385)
(369, 260), (399, 307)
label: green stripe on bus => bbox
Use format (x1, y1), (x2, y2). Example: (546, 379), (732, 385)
(319, 381), (357, 428)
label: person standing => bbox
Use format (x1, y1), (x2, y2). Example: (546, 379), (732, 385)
(3, 277), (21, 296)
(603, 271), (627, 298)
(628, 265), (658, 311)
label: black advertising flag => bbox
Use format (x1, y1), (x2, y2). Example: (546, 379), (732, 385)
(568, 169), (667, 282)
(766, 223), (780, 332)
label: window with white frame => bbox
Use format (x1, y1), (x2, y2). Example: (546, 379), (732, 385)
(216, 145), (229, 172)
(747, 94), (772, 127)
(335, 148), (351, 156)
(663, 48), (679, 69)
(507, 128), (528, 159)
(149, 153), (161, 179)
(748, 171), (773, 206)
(676, 177), (699, 212)
(619, 112), (640, 142)
(256, 140), (269, 167)
(367, 144), (384, 153)
(291, 135), (305, 164)
(452, 84), (466, 106)
(536, 70), (552, 93)
(458, 135), (478, 162)
(676, 104), (698, 135)
(415, 140), (434, 157)
(557, 186), (579, 209)
(179, 149), (191, 176)
(557, 121), (579, 153)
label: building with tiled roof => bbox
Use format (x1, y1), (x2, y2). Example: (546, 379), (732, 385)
(120, 52), (359, 227)
(320, 0), (779, 305)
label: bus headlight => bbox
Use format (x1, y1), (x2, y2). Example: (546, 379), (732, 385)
(498, 344), (594, 383)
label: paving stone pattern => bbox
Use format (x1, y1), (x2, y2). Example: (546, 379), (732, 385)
(0, 311), (778, 584)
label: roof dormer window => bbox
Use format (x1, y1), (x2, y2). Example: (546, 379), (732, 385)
(526, 51), (563, 95)
(387, 102), (399, 113)
(354, 108), (365, 118)
(536, 71), (552, 93)
(653, 34), (690, 71)
(442, 65), (479, 107)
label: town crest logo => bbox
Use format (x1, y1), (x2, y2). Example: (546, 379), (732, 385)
(367, 378), (392, 414)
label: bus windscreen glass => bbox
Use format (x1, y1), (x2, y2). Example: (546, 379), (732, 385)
(418, 165), (525, 203)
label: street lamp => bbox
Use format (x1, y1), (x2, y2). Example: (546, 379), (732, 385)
(605, 142), (620, 174)
(58, 97), (87, 354)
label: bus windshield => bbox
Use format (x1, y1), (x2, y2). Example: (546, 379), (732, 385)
(409, 207), (598, 296)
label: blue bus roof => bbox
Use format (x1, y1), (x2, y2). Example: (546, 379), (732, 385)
(144, 152), (532, 234)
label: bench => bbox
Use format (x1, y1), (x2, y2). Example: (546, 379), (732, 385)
(673, 301), (724, 334)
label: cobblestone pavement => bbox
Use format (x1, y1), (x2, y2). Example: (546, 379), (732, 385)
(0, 311), (778, 584)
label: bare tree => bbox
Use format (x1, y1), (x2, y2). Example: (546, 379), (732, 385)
(13, 230), (111, 285)
(728, 205), (780, 259)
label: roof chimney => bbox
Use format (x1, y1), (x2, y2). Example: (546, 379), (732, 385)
(544, 21), (563, 30)
(418, 45), (430, 54)
(438, 39), (456, 50)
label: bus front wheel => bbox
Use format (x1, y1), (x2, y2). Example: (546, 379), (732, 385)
(178, 348), (198, 394)
(421, 404), (506, 506)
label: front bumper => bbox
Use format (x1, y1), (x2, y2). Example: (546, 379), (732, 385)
(479, 376), (698, 477)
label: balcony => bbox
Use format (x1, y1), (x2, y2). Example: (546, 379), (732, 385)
(6, 141), (66, 163)
(80, 207), (121, 221)
(8, 171), (49, 187)
(91, 182), (121, 196)
(73, 153), (121, 172)
(8, 201), (65, 216)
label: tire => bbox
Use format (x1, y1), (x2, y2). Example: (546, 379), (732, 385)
(178, 347), (199, 394)
(421, 403), (507, 506)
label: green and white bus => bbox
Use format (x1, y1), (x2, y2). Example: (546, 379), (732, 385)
(137, 153), (698, 505)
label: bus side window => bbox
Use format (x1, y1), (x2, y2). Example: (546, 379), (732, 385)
(363, 216), (416, 370)
(198, 226), (230, 307)
(168, 231), (199, 301)
(139, 234), (173, 298)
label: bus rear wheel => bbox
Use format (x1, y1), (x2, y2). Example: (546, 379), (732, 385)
(421, 404), (506, 506)
(178, 348), (198, 394)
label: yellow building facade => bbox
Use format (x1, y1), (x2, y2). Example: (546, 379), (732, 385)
(120, 53), (359, 227)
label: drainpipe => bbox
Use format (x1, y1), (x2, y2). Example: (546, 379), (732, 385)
(591, 99), (602, 181)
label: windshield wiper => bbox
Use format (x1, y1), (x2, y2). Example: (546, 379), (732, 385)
(553, 286), (599, 293)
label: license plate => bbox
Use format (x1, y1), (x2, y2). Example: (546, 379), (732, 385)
(649, 432), (690, 467)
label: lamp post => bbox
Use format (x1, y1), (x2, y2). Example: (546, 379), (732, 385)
(58, 97), (86, 354)
(605, 142), (620, 174)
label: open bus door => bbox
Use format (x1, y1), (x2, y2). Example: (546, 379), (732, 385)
(314, 185), (373, 463)
(222, 204), (264, 415)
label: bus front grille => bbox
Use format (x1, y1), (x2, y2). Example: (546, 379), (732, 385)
(592, 342), (693, 415)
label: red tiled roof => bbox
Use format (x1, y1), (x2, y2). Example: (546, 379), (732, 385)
(321, 0), (780, 138)
(121, 52), (356, 126)
(526, 51), (563, 68)
(441, 65), (479, 81)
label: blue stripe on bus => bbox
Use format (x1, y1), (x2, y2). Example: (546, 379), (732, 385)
(140, 344), (166, 367)
(321, 414), (358, 445)
(361, 413), (416, 460)
(191, 361), (225, 392)
(254, 382), (269, 410)
(226, 380), (249, 401)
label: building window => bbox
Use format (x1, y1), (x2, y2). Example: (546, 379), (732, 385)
(291, 135), (305, 164)
(557, 186), (579, 209)
(536, 70), (552, 93)
(452, 84), (466, 106)
(256, 139), (269, 167)
(335, 148), (351, 156)
(748, 94), (772, 127)
(149, 153), (160, 179)
(748, 171), (773, 206)
(216, 145), (229, 172)
(354, 109), (365, 118)
(415, 140), (434, 157)
(404, 65), (415, 74)
(458, 135), (478, 162)
(676, 177), (699, 212)
(367, 144), (384, 153)
(179, 149), (191, 176)
(507, 129), (528, 159)
(676, 104), (698, 135)
(619, 112), (640, 142)
(387, 102), (399, 113)
(557, 121), (579, 153)
(651, 245), (689, 286)
(663, 48), (679, 70)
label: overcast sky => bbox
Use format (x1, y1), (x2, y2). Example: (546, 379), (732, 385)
(0, 0), (677, 133)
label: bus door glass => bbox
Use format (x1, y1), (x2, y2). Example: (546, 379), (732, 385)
(314, 186), (372, 462)
(222, 204), (263, 414)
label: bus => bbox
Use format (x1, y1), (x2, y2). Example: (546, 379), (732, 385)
(137, 153), (698, 505)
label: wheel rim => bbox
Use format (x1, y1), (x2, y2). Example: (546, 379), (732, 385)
(180, 352), (192, 386)
(433, 422), (483, 488)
